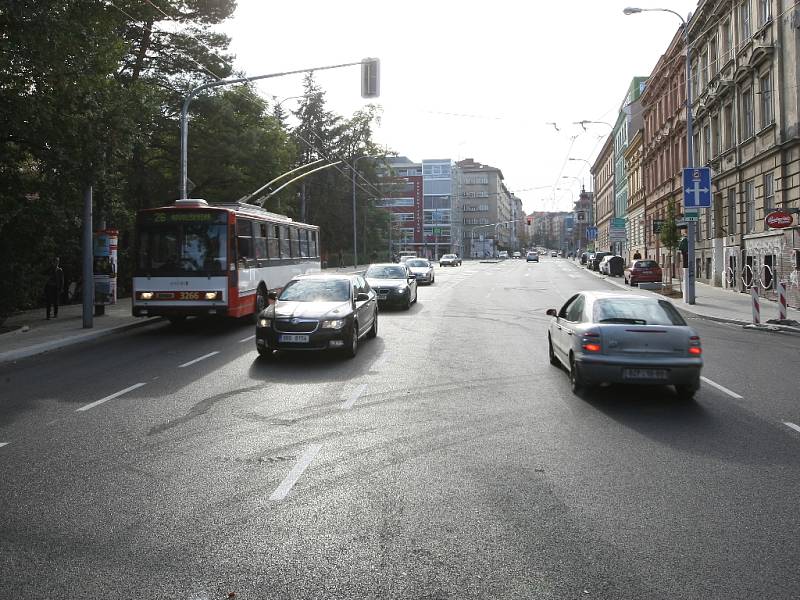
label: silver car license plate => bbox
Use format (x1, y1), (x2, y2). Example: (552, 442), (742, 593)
(279, 334), (309, 343)
(623, 368), (668, 380)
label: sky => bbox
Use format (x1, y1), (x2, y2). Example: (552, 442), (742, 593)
(219, 0), (699, 215)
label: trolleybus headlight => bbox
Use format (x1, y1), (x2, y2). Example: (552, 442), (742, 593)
(139, 292), (154, 300)
(204, 291), (220, 300)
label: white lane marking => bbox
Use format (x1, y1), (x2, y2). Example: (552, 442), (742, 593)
(178, 351), (220, 368)
(341, 383), (368, 410)
(269, 443), (323, 501)
(524, 272), (530, 277)
(239, 335), (256, 343)
(784, 422), (800, 434)
(76, 382), (147, 412)
(0, 442), (9, 449)
(700, 376), (743, 399)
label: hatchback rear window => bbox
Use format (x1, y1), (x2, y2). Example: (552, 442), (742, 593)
(593, 298), (687, 326)
(635, 260), (659, 269)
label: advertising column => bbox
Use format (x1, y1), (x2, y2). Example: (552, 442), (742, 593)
(93, 228), (118, 315)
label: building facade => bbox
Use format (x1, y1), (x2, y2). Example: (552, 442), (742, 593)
(422, 159), (454, 260)
(378, 157), (424, 256)
(591, 135), (616, 253)
(456, 158), (514, 258)
(625, 128), (646, 260)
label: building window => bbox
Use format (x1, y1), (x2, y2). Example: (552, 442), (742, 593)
(724, 20), (733, 61)
(700, 50), (709, 88)
(758, 0), (771, 25)
(745, 180), (755, 232)
(709, 37), (718, 77)
(693, 132), (701, 165)
(739, 1), (751, 43)
(763, 172), (774, 212)
(691, 60), (699, 98)
(741, 88), (754, 138)
(712, 114), (721, 155)
(727, 188), (737, 235)
(724, 103), (735, 149)
(703, 124), (712, 162)
(760, 72), (773, 127)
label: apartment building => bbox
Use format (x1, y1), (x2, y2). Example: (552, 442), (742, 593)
(378, 156), (424, 256)
(688, 0), (800, 306)
(625, 128), (646, 260)
(591, 135), (616, 253)
(640, 28), (687, 274)
(422, 158), (454, 260)
(456, 158), (514, 258)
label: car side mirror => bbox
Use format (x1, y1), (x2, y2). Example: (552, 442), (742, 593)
(546, 308), (557, 317)
(408, 273), (416, 279)
(267, 291), (277, 300)
(356, 292), (370, 302)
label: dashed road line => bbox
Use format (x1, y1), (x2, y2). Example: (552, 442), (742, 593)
(76, 382), (147, 412)
(0, 442), (9, 449)
(700, 376), (743, 399)
(178, 351), (220, 368)
(239, 335), (256, 343)
(341, 383), (368, 410)
(269, 443), (323, 501)
(784, 422), (800, 434)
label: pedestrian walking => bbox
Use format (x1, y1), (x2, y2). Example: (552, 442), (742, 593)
(44, 257), (64, 319)
(633, 250), (642, 260)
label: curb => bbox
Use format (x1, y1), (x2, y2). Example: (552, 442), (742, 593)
(0, 317), (164, 365)
(564, 260), (800, 334)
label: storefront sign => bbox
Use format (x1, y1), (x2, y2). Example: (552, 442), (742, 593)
(765, 210), (794, 229)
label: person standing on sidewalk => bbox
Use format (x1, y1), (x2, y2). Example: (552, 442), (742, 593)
(44, 257), (64, 319)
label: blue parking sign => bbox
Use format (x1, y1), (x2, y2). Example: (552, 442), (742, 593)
(683, 167), (711, 208)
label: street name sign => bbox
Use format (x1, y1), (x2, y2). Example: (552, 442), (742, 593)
(683, 167), (711, 208)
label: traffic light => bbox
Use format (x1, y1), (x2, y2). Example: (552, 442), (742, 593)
(361, 58), (380, 98)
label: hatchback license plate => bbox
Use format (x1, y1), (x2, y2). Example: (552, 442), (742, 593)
(377, 294), (387, 300)
(623, 368), (668, 380)
(279, 334), (309, 343)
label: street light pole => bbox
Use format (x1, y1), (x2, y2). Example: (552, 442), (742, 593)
(624, 6), (695, 304)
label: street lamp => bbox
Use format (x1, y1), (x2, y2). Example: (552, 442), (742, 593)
(352, 154), (383, 268)
(624, 6), (695, 304)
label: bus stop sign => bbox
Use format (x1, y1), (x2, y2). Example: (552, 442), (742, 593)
(683, 167), (711, 208)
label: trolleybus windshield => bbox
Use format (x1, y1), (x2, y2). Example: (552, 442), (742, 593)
(137, 210), (227, 276)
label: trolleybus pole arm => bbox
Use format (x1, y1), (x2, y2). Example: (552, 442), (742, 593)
(180, 60), (364, 199)
(255, 161), (343, 207)
(237, 159), (327, 205)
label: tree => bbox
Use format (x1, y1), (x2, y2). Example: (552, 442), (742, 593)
(660, 198), (682, 292)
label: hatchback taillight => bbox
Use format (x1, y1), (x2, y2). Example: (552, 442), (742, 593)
(688, 335), (702, 355)
(581, 331), (602, 353)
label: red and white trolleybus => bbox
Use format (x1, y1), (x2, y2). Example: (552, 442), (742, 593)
(132, 199), (321, 323)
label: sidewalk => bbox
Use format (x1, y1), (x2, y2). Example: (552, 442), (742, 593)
(568, 259), (800, 333)
(0, 297), (162, 365)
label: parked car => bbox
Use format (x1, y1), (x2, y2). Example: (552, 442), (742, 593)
(364, 263), (418, 309)
(580, 252), (588, 265)
(526, 251), (539, 262)
(498, 251), (509, 259)
(256, 273), (378, 359)
(439, 253), (462, 267)
(586, 252), (595, 267)
(624, 259), (663, 286)
(405, 258), (435, 285)
(590, 251), (612, 271)
(550, 251), (557, 257)
(607, 255), (626, 277)
(546, 291), (702, 399)
(599, 255), (615, 275)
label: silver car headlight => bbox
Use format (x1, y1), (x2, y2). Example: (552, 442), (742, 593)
(321, 319), (346, 329)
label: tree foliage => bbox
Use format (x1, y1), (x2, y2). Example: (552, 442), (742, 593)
(0, 3), (384, 320)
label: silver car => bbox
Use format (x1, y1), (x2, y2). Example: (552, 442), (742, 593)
(405, 258), (435, 285)
(546, 291), (703, 399)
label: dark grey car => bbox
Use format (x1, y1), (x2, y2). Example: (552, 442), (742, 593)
(364, 263), (418, 310)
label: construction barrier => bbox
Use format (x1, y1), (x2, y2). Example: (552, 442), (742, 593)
(751, 286), (760, 324)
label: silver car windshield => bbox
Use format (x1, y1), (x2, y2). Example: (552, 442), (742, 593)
(593, 298), (686, 326)
(279, 279), (350, 302)
(406, 260), (429, 268)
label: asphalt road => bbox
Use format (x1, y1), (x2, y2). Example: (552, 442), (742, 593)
(1, 257), (799, 599)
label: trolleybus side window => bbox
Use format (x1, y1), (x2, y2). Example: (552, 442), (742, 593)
(237, 218), (255, 268)
(279, 225), (290, 259)
(290, 226), (300, 258)
(308, 229), (319, 256)
(267, 224), (279, 259)
(300, 229), (310, 258)
(254, 222), (268, 265)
